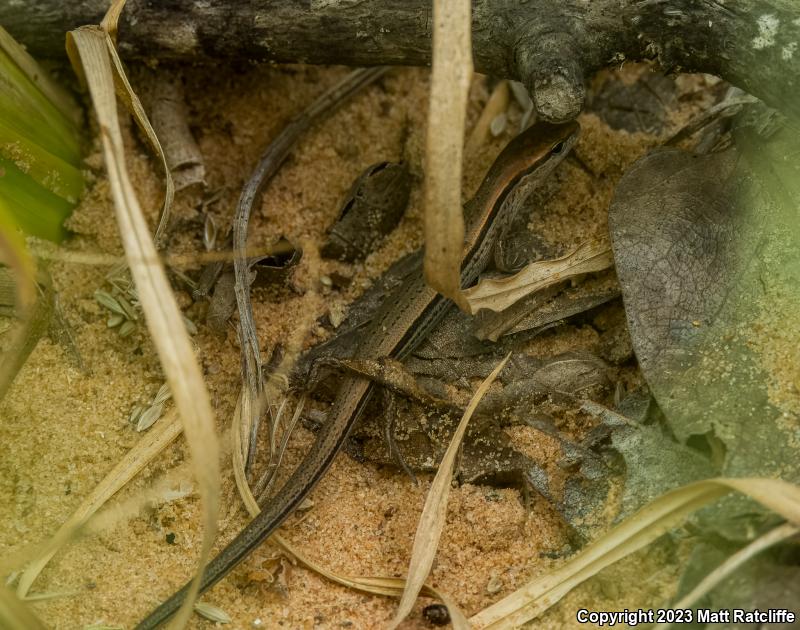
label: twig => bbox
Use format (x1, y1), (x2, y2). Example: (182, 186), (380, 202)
(231, 66), (388, 471)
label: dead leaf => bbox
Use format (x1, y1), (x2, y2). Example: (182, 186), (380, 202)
(608, 134), (800, 537)
(464, 236), (614, 313)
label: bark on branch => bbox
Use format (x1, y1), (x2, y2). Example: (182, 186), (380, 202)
(2, 0), (799, 122)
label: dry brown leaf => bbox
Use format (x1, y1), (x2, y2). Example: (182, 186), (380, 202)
(469, 477), (800, 629)
(422, 0), (473, 312)
(464, 235), (614, 313)
(389, 354), (511, 629)
(66, 24), (219, 630)
(16, 411), (182, 597)
(146, 76), (206, 192)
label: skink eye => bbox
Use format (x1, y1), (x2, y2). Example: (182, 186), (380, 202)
(551, 141), (565, 155)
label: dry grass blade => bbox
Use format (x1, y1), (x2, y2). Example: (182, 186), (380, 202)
(231, 387), (258, 521)
(99, 0), (175, 247)
(66, 26), (220, 630)
(422, 0), (473, 312)
(464, 235), (614, 313)
(104, 43), (174, 247)
(654, 521), (799, 630)
(469, 478), (800, 629)
(16, 411), (182, 597)
(389, 353), (511, 630)
(21, 590), (80, 602)
(0, 585), (47, 630)
(254, 395), (306, 502)
(29, 241), (290, 268)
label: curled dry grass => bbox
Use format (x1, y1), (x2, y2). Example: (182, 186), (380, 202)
(61, 2), (220, 627)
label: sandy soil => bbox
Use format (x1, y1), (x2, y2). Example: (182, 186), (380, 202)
(0, 63), (715, 629)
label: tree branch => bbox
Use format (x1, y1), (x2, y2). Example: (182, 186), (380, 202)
(2, 0), (798, 122)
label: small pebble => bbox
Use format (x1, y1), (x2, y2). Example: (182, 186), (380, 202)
(328, 303), (346, 329)
(490, 112), (508, 136)
(423, 604), (450, 626)
(486, 574), (502, 595)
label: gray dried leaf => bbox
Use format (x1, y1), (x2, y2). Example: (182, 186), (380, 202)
(116, 295), (138, 321)
(136, 403), (164, 432)
(321, 161), (412, 262)
(118, 320), (136, 338)
(128, 404), (145, 425)
(193, 601), (231, 624)
(94, 290), (126, 317)
(152, 383), (171, 406)
(608, 134), (800, 536)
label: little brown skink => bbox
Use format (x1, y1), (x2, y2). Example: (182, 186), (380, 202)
(137, 120), (579, 628)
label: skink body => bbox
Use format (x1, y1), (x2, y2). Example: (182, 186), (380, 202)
(137, 120), (579, 628)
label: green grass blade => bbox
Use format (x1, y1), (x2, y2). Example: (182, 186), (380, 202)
(0, 157), (72, 241)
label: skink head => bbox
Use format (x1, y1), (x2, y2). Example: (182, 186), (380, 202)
(467, 120), (580, 234)
(492, 120), (580, 187)
(462, 120), (580, 275)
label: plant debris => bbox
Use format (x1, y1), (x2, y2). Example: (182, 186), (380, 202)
(321, 161), (411, 262)
(608, 114), (800, 538)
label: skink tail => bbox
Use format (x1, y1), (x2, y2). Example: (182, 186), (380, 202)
(136, 377), (371, 629)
